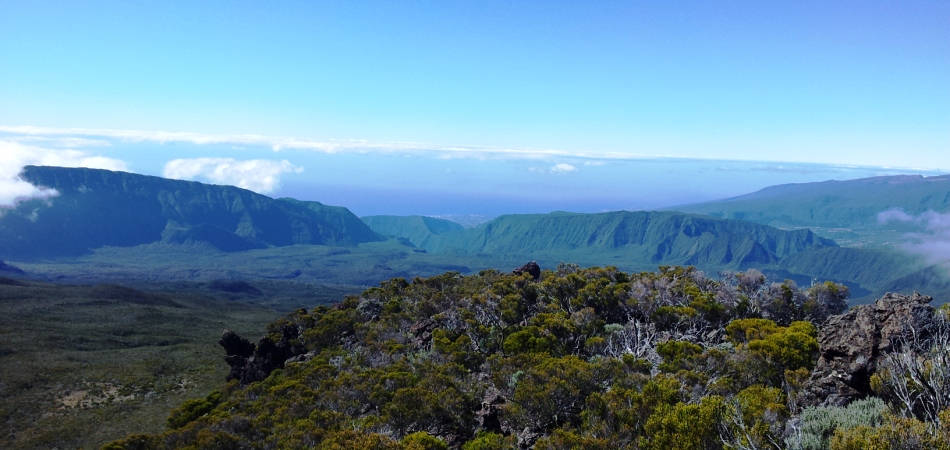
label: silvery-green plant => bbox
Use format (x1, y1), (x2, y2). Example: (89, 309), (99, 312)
(785, 397), (888, 450)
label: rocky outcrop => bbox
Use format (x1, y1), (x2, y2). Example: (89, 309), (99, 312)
(409, 317), (439, 348)
(219, 331), (256, 381)
(512, 261), (541, 280)
(475, 386), (504, 434)
(798, 292), (936, 408)
(220, 322), (307, 385)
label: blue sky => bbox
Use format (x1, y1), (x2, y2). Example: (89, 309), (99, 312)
(1, 1), (948, 215)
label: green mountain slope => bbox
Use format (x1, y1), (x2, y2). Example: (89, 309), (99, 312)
(415, 211), (835, 270)
(0, 166), (383, 258)
(666, 174), (950, 298)
(776, 247), (922, 289)
(671, 174), (950, 233)
(362, 215), (464, 247)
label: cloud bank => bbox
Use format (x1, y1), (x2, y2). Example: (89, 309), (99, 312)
(162, 158), (303, 194)
(530, 163), (579, 174)
(3, 125), (947, 176)
(2, 125), (637, 161)
(878, 208), (950, 266)
(0, 140), (128, 208)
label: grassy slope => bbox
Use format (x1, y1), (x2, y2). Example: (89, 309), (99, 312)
(9, 238), (926, 304)
(0, 278), (274, 449)
(9, 241), (489, 288)
(0, 277), (348, 449)
(670, 174), (950, 245)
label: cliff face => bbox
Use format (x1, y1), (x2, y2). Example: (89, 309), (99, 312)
(417, 211), (836, 270)
(0, 166), (383, 258)
(798, 292), (937, 408)
(362, 215), (465, 247)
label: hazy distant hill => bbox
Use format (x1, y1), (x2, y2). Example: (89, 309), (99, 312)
(672, 174), (950, 234)
(361, 215), (464, 247)
(413, 211), (836, 270)
(0, 166), (383, 258)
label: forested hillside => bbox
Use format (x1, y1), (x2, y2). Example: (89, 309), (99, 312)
(105, 265), (950, 449)
(413, 211), (836, 269)
(4, 166), (944, 302)
(0, 166), (382, 258)
(673, 174), (950, 233)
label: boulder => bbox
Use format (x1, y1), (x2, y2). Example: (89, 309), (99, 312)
(409, 317), (439, 348)
(219, 322), (307, 384)
(512, 261), (541, 280)
(219, 330), (255, 358)
(798, 292), (935, 408)
(475, 386), (505, 433)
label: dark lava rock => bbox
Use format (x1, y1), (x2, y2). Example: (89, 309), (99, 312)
(512, 261), (541, 280)
(409, 317), (439, 348)
(219, 330), (255, 358)
(798, 292), (936, 408)
(220, 322), (307, 384)
(476, 386), (505, 434)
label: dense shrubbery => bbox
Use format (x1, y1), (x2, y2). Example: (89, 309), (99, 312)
(105, 265), (950, 449)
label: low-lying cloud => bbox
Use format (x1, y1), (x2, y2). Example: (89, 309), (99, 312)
(878, 208), (950, 266)
(0, 125), (642, 161)
(4, 126), (949, 177)
(0, 140), (129, 208)
(529, 163), (578, 174)
(162, 158), (303, 194)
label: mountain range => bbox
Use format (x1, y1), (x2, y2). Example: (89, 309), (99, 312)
(3, 165), (949, 302)
(365, 211), (836, 269)
(0, 165), (382, 258)
(672, 174), (950, 245)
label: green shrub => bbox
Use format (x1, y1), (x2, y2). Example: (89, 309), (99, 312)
(166, 390), (222, 430)
(461, 431), (516, 450)
(402, 431), (449, 450)
(786, 397), (888, 450)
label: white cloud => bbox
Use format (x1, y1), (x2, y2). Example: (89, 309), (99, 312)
(162, 158), (303, 194)
(4, 136), (113, 148)
(0, 140), (129, 208)
(0, 125), (657, 162)
(2, 126), (948, 177)
(551, 163), (578, 174)
(530, 163), (579, 174)
(878, 208), (915, 224)
(879, 208), (950, 267)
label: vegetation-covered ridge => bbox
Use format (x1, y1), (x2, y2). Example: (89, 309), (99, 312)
(672, 173), (950, 235)
(106, 265), (950, 449)
(384, 211), (837, 269)
(362, 215), (465, 248)
(0, 165), (382, 258)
